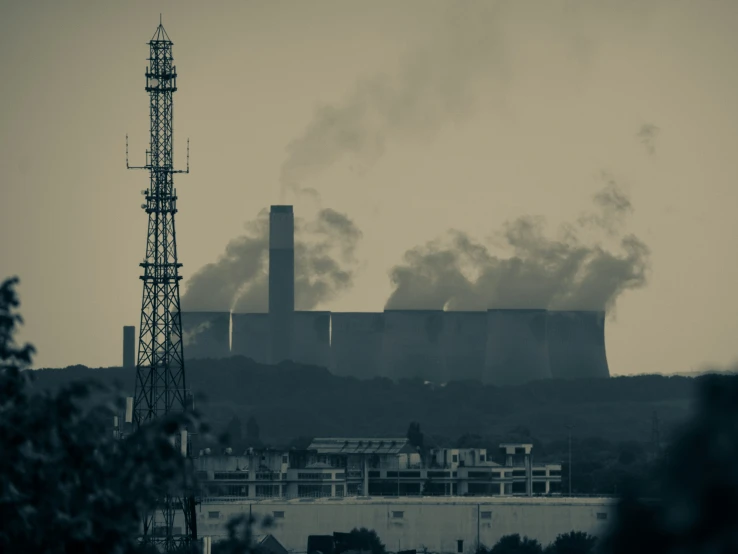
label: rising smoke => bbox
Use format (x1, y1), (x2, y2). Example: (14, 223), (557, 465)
(385, 173), (650, 312)
(181, 209), (362, 313)
(278, 1), (509, 201)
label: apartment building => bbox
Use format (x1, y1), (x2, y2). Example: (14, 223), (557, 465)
(195, 438), (562, 500)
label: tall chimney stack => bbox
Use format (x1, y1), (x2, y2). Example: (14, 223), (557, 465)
(123, 326), (135, 368)
(269, 205), (295, 364)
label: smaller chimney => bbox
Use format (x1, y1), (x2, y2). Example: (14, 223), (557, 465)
(123, 326), (135, 368)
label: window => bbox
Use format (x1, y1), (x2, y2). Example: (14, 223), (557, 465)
(401, 471), (421, 478)
(468, 471), (491, 479)
(532, 470), (546, 476)
(549, 469), (561, 476)
(452, 455), (458, 463)
(298, 472), (331, 480)
(479, 455), (486, 462)
(226, 485), (248, 496)
(481, 511), (492, 520)
(273, 511), (285, 519)
(298, 484), (332, 498)
(335, 485), (345, 497)
(597, 512), (608, 520)
(214, 472), (248, 480)
(334, 472), (346, 480)
(391, 511), (404, 519)
(208, 511), (220, 519)
(427, 471), (450, 478)
(512, 470), (526, 477)
(255, 485), (279, 498)
(368, 471), (380, 478)
(282, 455), (289, 464)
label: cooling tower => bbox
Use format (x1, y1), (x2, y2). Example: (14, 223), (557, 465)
(292, 311), (331, 367)
(231, 313), (270, 364)
(181, 311), (230, 360)
(269, 205), (295, 364)
(330, 312), (385, 379)
(381, 310), (445, 382)
(547, 310), (610, 379)
(441, 312), (487, 382)
(123, 326), (135, 369)
(483, 309), (551, 386)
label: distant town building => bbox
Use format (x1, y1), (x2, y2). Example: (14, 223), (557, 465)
(194, 439), (561, 501)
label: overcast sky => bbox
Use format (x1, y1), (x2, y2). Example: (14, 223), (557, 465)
(2, 0), (737, 375)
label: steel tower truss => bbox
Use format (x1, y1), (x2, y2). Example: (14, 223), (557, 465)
(127, 19), (195, 552)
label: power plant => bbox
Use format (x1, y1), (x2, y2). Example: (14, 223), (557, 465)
(171, 205), (610, 384)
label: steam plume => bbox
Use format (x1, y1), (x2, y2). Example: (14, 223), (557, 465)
(279, 1), (508, 200)
(386, 174), (650, 312)
(181, 209), (362, 313)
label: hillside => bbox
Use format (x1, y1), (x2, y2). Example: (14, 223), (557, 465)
(28, 356), (711, 449)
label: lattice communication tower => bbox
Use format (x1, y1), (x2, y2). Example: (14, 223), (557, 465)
(126, 17), (196, 551)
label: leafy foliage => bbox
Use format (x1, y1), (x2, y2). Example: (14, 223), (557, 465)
(543, 531), (597, 554)
(345, 527), (387, 554)
(211, 513), (274, 554)
(487, 534), (543, 554)
(0, 277), (208, 553)
(600, 374), (738, 553)
(0, 276), (277, 554)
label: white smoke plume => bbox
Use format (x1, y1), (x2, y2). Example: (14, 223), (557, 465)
(182, 320), (211, 347)
(181, 209), (362, 313)
(386, 174), (650, 312)
(278, 1), (509, 200)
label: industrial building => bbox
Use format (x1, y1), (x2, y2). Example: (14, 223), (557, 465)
(184, 440), (605, 552)
(194, 439), (561, 500)
(181, 496), (615, 553)
(169, 205), (611, 384)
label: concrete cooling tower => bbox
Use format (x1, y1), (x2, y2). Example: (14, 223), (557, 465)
(330, 312), (385, 379)
(181, 311), (230, 360)
(441, 311), (487, 382)
(231, 313), (270, 364)
(381, 310), (445, 382)
(547, 310), (610, 379)
(292, 311), (330, 367)
(483, 309), (551, 386)
(269, 205), (295, 364)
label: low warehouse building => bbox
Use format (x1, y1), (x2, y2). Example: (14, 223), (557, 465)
(186, 496), (617, 553)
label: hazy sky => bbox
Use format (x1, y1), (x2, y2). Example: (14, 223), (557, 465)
(2, 0), (737, 375)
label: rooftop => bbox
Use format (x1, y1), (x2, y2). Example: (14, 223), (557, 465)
(203, 496), (617, 507)
(308, 438), (416, 455)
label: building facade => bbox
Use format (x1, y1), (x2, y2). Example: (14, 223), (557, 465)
(194, 440), (561, 501)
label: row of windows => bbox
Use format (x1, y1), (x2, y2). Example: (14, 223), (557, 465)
(213, 472), (249, 480)
(296, 472), (345, 480)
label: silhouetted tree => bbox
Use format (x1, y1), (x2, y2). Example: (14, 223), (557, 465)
(347, 527), (387, 554)
(407, 421), (424, 450)
(0, 277), (265, 553)
(211, 513), (274, 554)
(600, 373), (738, 554)
(489, 534), (543, 554)
(544, 531), (597, 554)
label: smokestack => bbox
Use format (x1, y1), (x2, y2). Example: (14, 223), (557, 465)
(483, 309), (551, 386)
(547, 310), (610, 379)
(123, 326), (135, 369)
(269, 205), (295, 364)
